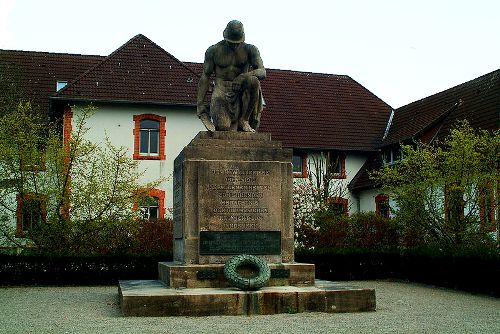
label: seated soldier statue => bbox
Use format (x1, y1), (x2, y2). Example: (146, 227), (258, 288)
(197, 20), (266, 132)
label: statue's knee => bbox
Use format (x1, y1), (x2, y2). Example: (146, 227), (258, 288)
(242, 76), (260, 91)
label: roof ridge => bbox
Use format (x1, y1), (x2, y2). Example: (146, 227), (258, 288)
(267, 67), (349, 77)
(137, 35), (200, 78)
(347, 76), (393, 110)
(57, 34), (200, 96)
(183, 61), (350, 78)
(56, 34), (146, 95)
(397, 68), (500, 110)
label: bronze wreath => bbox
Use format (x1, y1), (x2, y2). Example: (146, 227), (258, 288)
(223, 254), (271, 291)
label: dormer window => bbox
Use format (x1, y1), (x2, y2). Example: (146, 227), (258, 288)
(383, 147), (402, 165)
(56, 80), (68, 91)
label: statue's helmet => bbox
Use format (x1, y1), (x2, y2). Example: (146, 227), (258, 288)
(223, 20), (245, 43)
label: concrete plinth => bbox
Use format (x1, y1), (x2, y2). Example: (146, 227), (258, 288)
(119, 280), (376, 316)
(158, 262), (315, 289)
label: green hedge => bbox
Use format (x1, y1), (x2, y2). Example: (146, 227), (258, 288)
(0, 254), (172, 285)
(296, 247), (500, 296)
(2, 248), (498, 297)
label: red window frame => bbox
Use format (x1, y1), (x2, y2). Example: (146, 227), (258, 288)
(133, 114), (166, 160)
(134, 188), (166, 220)
(375, 194), (390, 218)
(327, 196), (349, 215)
(328, 153), (346, 179)
(479, 182), (496, 232)
(292, 152), (308, 178)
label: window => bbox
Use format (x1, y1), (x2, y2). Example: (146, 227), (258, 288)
(479, 182), (496, 231)
(20, 140), (46, 171)
(139, 196), (159, 220)
(375, 194), (390, 219)
(140, 119), (159, 156)
(327, 152), (345, 179)
(135, 188), (165, 220)
(56, 80), (68, 91)
(444, 184), (464, 224)
(16, 194), (46, 237)
(133, 114), (166, 160)
(292, 152), (307, 178)
(327, 197), (349, 215)
(382, 146), (402, 165)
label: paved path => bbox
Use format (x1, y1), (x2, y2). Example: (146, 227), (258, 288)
(0, 281), (498, 334)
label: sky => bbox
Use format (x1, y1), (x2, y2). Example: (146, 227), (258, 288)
(1, 0), (499, 108)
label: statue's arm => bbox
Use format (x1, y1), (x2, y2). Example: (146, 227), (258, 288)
(246, 45), (266, 80)
(197, 47), (215, 113)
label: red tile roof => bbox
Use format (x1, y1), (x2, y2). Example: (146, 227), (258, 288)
(2, 36), (393, 152)
(0, 49), (103, 116)
(348, 158), (382, 192)
(56, 34), (199, 106)
(383, 69), (500, 146)
(258, 69), (392, 151)
(178, 64), (394, 152)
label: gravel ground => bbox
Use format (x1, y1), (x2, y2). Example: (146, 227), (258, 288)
(0, 280), (499, 334)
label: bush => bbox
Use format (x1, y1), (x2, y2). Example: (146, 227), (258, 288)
(133, 219), (173, 256)
(303, 212), (400, 250)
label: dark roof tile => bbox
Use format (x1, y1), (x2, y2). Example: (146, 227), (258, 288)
(258, 69), (392, 151)
(57, 34), (199, 106)
(348, 158), (382, 192)
(3, 37), (393, 152)
(0, 49), (103, 116)
(383, 69), (500, 145)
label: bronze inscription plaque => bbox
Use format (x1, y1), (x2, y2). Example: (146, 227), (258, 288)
(199, 231), (281, 255)
(198, 161), (282, 232)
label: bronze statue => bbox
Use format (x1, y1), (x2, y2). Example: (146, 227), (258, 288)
(197, 20), (266, 132)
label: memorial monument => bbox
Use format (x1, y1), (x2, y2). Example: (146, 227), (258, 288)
(119, 20), (376, 316)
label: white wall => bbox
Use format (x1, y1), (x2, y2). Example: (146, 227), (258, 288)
(298, 151), (368, 215)
(71, 105), (376, 216)
(358, 188), (382, 213)
(72, 103), (205, 212)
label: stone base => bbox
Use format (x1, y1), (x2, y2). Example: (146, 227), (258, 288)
(158, 262), (315, 289)
(119, 280), (376, 316)
(173, 131), (295, 265)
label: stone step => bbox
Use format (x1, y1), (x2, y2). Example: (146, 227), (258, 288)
(118, 280), (376, 316)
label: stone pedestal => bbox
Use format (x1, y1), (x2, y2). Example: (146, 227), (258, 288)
(172, 131), (295, 265)
(118, 131), (376, 316)
(158, 262), (315, 289)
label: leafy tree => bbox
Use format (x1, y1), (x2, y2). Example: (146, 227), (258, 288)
(371, 121), (499, 248)
(0, 60), (25, 116)
(0, 102), (160, 255)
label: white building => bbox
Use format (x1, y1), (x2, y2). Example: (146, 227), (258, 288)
(1, 34), (498, 237)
